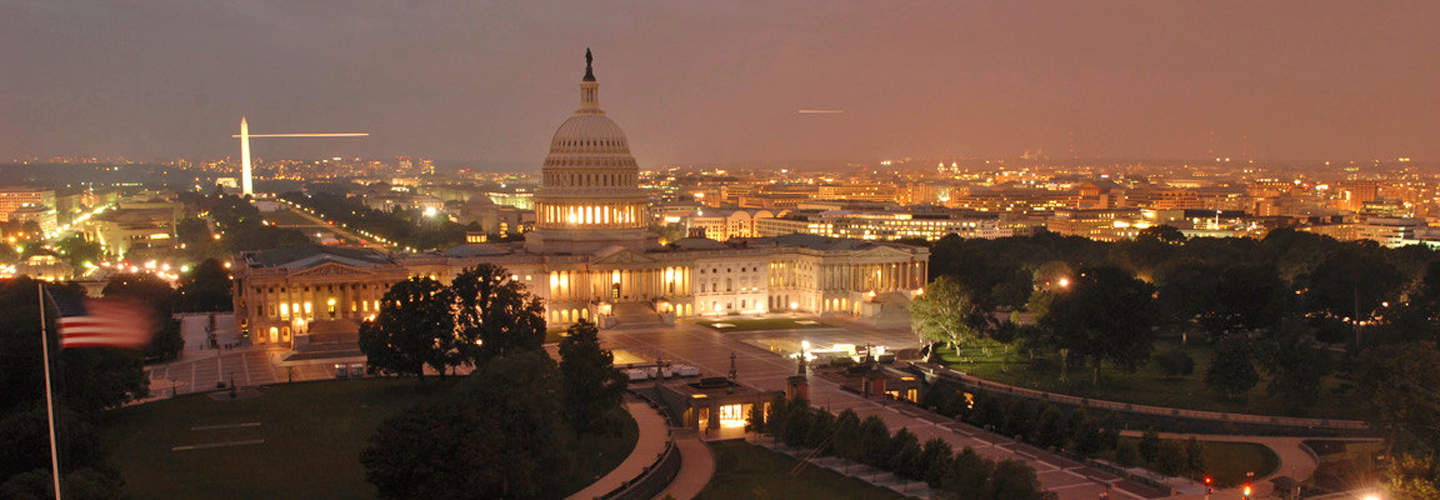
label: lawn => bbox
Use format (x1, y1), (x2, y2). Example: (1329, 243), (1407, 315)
(695, 441), (911, 500)
(1106, 438), (1279, 487)
(940, 338), (1363, 419)
(695, 318), (832, 332)
(546, 327), (569, 344)
(100, 378), (637, 500)
(1306, 441), (1384, 495)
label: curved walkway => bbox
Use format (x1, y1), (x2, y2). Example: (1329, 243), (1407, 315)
(918, 363), (1369, 432)
(1120, 431), (1381, 499)
(568, 398), (671, 500)
(651, 430), (715, 500)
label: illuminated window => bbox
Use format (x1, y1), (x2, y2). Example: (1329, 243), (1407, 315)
(718, 404), (747, 428)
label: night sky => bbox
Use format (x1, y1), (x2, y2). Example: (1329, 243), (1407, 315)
(2, 0), (1437, 165)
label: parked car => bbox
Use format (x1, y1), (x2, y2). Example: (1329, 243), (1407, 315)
(334, 364), (349, 378)
(349, 363), (366, 378)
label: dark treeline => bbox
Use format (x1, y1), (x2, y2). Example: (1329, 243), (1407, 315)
(914, 228), (1440, 497)
(752, 396), (1055, 500)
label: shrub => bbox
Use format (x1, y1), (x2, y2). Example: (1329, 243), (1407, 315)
(1154, 348), (1195, 378)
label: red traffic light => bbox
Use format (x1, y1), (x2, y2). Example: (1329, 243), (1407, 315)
(1204, 476), (1212, 485)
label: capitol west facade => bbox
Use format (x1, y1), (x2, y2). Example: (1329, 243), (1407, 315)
(233, 53), (928, 346)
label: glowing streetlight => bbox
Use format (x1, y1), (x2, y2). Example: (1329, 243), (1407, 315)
(1058, 277), (1070, 288)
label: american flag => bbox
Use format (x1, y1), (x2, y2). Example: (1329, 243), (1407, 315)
(54, 295), (154, 349)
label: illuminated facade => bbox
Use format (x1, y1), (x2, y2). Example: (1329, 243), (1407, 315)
(525, 50), (657, 255)
(232, 246), (409, 346)
(232, 52), (929, 341)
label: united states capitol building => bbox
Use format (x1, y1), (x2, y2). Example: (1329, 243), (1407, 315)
(233, 53), (928, 347)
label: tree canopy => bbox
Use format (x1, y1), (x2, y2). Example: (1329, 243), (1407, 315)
(558, 320), (627, 434)
(359, 277), (458, 378)
(1036, 266), (1157, 385)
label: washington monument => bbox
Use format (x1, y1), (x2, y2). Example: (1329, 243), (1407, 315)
(233, 118), (369, 195)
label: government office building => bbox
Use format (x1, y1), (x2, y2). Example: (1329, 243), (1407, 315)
(232, 53), (928, 347)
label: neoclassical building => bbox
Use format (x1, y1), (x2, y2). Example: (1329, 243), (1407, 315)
(232, 52), (928, 347)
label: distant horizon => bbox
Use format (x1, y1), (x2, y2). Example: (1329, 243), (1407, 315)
(5, 155), (1432, 172)
(2, 1), (1436, 163)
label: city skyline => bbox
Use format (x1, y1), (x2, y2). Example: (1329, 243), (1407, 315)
(2, 1), (1438, 164)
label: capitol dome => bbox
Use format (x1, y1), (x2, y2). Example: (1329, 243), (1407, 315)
(525, 49), (658, 255)
(543, 115), (638, 169)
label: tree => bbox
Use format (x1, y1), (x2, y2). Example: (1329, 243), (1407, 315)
(1153, 440), (1188, 476)
(999, 398), (1037, 439)
(1098, 412), (1122, 450)
(1068, 409), (1103, 455)
(0, 406), (112, 487)
(781, 401), (812, 448)
(1138, 428), (1161, 464)
(832, 409), (862, 460)
(558, 320), (627, 434)
(361, 402), (496, 500)
(745, 401), (767, 434)
(1138, 225), (1186, 244)
(1114, 440), (1140, 466)
(858, 415), (893, 467)
(1038, 266), (1158, 386)
(450, 264), (546, 364)
(175, 258), (233, 312)
(102, 272), (183, 361)
(986, 458), (1056, 500)
(0, 279), (148, 416)
(448, 350), (574, 499)
(1035, 404), (1067, 448)
(0, 467), (125, 500)
(1153, 348), (1195, 378)
(358, 277), (457, 378)
(805, 408), (835, 451)
(1303, 247), (1404, 320)
(888, 428), (925, 480)
(1355, 342), (1440, 457)
(1384, 453), (1440, 500)
(910, 275), (992, 355)
(939, 447), (993, 498)
(764, 396), (791, 441)
(1258, 326), (1330, 408)
(55, 234), (103, 268)
(1184, 437), (1206, 474)
(1206, 338), (1260, 400)
(920, 438), (954, 486)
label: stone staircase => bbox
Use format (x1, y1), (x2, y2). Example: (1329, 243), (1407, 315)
(611, 302), (665, 328)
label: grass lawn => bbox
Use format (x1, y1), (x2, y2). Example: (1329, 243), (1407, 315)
(1307, 441), (1384, 495)
(100, 379), (637, 500)
(546, 327), (569, 344)
(1108, 438), (1279, 487)
(695, 318), (832, 332)
(1196, 441), (1279, 487)
(695, 441), (910, 500)
(941, 338), (1362, 419)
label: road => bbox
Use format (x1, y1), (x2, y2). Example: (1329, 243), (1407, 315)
(262, 199), (390, 249)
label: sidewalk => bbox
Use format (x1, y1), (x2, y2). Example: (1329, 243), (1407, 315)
(651, 429), (714, 500)
(568, 398), (672, 500)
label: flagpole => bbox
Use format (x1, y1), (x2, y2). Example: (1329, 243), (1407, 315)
(38, 283), (63, 500)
